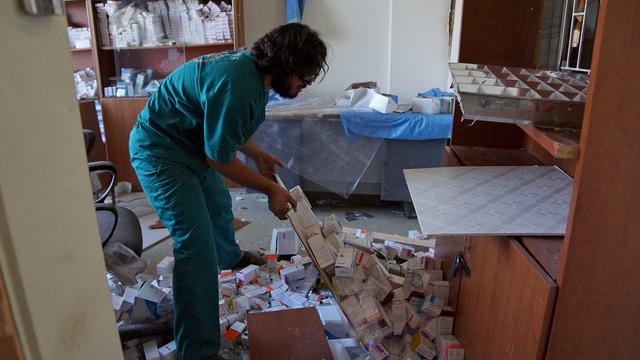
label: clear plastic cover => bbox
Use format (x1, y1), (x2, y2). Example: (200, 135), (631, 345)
(254, 97), (382, 198)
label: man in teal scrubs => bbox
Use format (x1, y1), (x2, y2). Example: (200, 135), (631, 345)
(129, 23), (327, 359)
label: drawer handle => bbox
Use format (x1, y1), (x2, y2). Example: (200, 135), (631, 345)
(451, 252), (472, 278)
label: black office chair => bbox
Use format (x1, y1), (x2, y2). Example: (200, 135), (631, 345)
(83, 130), (172, 341)
(83, 129), (143, 256)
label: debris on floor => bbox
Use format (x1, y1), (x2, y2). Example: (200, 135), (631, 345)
(344, 211), (375, 222)
(285, 185), (465, 360)
(107, 244), (341, 359)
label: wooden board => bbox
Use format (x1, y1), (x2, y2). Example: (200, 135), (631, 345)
(518, 124), (580, 159)
(100, 97), (148, 189)
(0, 266), (23, 360)
(520, 236), (563, 281)
(247, 308), (332, 360)
(451, 145), (541, 167)
(454, 237), (557, 360)
(545, 1), (640, 358)
(523, 135), (577, 177)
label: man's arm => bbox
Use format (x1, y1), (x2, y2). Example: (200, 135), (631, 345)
(207, 157), (296, 219)
(239, 139), (264, 160)
(239, 139), (284, 179)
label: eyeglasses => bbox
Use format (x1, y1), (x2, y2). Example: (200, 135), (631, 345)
(298, 72), (318, 85)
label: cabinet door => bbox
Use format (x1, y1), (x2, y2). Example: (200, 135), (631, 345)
(454, 237), (557, 360)
(101, 98), (148, 189)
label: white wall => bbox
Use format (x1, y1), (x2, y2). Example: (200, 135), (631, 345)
(302, 0), (392, 98)
(244, 0), (452, 102)
(0, 2), (122, 359)
(389, 0), (451, 99)
(243, 0), (285, 47)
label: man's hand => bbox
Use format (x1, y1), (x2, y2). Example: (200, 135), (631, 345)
(254, 151), (284, 180)
(267, 184), (297, 220)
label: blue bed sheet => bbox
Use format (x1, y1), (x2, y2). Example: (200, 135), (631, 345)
(339, 110), (452, 141)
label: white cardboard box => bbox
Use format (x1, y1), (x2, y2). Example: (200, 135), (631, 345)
(270, 228), (300, 255)
(143, 340), (161, 360)
(335, 247), (356, 277)
(412, 96), (441, 114)
(236, 264), (259, 284)
(437, 334), (464, 360)
(308, 234), (336, 270)
(279, 264), (306, 284)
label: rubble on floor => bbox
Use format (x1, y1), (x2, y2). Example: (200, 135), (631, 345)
(105, 183), (463, 360)
(285, 184), (465, 360)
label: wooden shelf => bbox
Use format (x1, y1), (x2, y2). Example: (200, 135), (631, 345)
(70, 47), (92, 52)
(103, 96), (150, 100)
(518, 124), (580, 159)
(100, 42), (234, 51)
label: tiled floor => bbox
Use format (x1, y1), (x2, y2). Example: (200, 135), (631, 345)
(139, 190), (420, 275)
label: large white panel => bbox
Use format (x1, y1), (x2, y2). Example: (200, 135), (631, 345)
(390, 0), (451, 102)
(405, 166), (573, 236)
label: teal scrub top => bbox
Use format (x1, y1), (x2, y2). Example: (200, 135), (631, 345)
(133, 50), (268, 172)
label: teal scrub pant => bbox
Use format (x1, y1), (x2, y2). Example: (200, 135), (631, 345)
(130, 149), (241, 360)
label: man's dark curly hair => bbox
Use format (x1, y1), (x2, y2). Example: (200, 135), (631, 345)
(252, 23), (328, 84)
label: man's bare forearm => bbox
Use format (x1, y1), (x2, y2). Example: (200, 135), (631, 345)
(207, 157), (277, 195)
(239, 139), (264, 160)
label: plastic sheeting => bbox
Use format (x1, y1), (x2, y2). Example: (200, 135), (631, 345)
(339, 110), (453, 141)
(252, 115), (383, 198)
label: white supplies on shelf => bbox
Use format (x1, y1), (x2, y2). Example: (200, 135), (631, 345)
(73, 68), (97, 100)
(67, 26), (92, 49)
(95, 0), (234, 48)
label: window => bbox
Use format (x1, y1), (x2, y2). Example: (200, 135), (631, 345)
(558, 0), (600, 72)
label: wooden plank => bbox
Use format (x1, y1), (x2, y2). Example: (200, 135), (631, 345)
(520, 237), (563, 281)
(247, 308), (332, 360)
(454, 237), (557, 360)
(443, 146), (461, 167)
(0, 267), (24, 360)
(233, 0), (245, 48)
(518, 124), (580, 159)
(523, 135), (576, 177)
(451, 145), (541, 167)
(372, 232), (435, 249)
(100, 97), (148, 189)
(546, 0), (640, 358)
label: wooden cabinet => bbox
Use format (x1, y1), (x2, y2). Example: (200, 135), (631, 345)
(75, 0), (245, 189)
(455, 237), (557, 360)
(445, 1), (640, 359)
(100, 98), (148, 189)
(78, 100), (107, 162)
